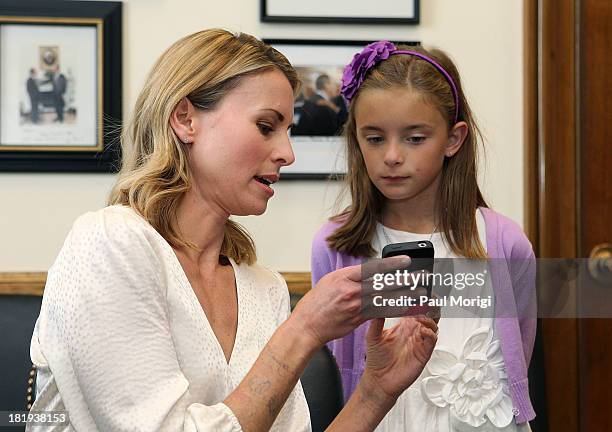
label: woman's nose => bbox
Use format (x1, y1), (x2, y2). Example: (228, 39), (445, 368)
(274, 132), (295, 167)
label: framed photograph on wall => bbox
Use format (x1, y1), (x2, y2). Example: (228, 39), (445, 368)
(0, 1), (122, 172)
(264, 39), (418, 180)
(261, 0), (420, 24)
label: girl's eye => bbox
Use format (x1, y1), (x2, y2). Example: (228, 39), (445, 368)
(366, 136), (384, 144)
(408, 136), (427, 144)
(257, 122), (274, 136)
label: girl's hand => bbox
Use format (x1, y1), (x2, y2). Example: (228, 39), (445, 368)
(361, 316), (438, 403)
(290, 256), (412, 349)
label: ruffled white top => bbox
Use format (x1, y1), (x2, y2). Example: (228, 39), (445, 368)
(27, 205), (311, 432)
(372, 210), (531, 432)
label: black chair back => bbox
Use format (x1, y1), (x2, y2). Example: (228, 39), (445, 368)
(300, 345), (344, 432)
(0, 295), (41, 416)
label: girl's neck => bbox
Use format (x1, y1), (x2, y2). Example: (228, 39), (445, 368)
(381, 193), (439, 235)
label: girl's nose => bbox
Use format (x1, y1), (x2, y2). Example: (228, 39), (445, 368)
(384, 142), (404, 166)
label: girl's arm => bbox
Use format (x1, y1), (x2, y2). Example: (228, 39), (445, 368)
(503, 219), (538, 365)
(512, 249), (537, 364)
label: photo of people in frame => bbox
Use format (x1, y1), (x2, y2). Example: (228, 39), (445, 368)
(291, 67), (348, 137)
(0, 23), (97, 148)
(23, 46), (76, 126)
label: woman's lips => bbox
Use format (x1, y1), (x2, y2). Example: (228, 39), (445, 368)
(253, 177), (275, 196)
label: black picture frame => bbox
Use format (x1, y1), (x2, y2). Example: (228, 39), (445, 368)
(265, 38), (419, 180)
(261, 0), (419, 25)
(0, 0), (122, 172)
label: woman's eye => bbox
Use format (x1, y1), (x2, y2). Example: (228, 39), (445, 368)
(366, 136), (384, 144)
(257, 123), (274, 135)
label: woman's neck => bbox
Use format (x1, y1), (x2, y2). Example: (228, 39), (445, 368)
(174, 189), (228, 269)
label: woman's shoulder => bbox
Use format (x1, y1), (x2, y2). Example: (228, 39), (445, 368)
(64, 205), (167, 264)
(71, 205), (155, 238)
(72, 204), (147, 230)
(45, 206), (168, 305)
(479, 207), (534, 258)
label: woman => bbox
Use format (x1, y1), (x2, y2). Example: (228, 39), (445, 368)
(27, 29), (437, 432)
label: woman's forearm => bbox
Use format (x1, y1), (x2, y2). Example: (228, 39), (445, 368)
(224, 314), (319, 431)
(326, 371), (396, 432)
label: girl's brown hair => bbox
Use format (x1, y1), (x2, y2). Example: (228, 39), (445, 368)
(327, 45), (488, 259)
(108, 29), (299, 264)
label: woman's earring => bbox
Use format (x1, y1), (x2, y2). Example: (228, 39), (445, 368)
(183, 137), (191, 144)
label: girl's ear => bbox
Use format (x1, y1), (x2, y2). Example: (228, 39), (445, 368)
(169, 97), (195, 144)
(445, 121), (469, 157)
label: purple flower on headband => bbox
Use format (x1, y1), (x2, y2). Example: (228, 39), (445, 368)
(341, 40), (396, 103)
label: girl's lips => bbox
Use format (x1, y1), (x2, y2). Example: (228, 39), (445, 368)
(382, 176), (410, 182)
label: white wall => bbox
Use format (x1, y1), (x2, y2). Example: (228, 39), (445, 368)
(0, 0), (524, 272)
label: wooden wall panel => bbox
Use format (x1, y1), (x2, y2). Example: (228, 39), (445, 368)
(0, 272), (313, 297)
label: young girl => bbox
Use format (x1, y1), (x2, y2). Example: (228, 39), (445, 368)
(311, 41), (536, 431)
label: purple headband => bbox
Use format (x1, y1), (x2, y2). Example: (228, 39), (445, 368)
(340, 41), (460, 123)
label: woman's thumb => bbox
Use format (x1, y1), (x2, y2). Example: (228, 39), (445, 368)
(366, 317), (386, 343)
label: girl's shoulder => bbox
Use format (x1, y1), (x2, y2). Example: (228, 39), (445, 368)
(479, 207), (534, 259)
(312, 214), (351, 255)
(311, 215), (359, 271)
(313, 217), (344, 244)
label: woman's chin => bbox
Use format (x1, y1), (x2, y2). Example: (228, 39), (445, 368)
(232, 200), (269, 217)
(250, 204), (268, 216)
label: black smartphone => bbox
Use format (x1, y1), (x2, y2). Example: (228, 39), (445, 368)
(381, 240), (435, 295)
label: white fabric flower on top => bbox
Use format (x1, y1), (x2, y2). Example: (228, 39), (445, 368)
(421, 326), (513, 428)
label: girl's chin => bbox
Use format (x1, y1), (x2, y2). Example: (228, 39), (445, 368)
(379, 189), (416, 201)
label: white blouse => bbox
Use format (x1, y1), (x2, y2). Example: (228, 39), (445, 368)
(372, 211), (530, 432)
(27, 205), (311, 432)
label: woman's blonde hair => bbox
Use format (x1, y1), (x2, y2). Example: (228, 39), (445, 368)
(327, 45), (488, 259)
(108, 29), (299, 264)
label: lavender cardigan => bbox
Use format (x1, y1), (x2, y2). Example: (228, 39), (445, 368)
(310, 207), (537, 424)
